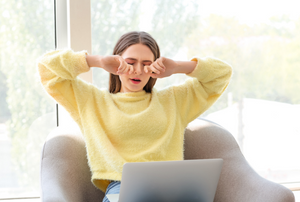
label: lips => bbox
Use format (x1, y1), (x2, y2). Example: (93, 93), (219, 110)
(130, 78), (141, 84)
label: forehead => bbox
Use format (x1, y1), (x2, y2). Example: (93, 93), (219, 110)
(121, 44), (154, 61)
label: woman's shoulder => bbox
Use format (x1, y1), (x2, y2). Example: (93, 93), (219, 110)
(90, 85), (110, 96)
(79, 82), (112, 100)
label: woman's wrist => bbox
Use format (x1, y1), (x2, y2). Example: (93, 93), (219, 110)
(86, 55), (102, 68)
(174, 61), (197, 74)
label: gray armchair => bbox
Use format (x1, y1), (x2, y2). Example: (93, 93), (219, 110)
(40, 118), (295, 202)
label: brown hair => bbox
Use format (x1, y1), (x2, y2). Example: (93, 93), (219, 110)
(109, 31), (160, 93)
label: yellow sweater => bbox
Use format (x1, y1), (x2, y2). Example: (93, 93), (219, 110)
(37, 49), (232, 192)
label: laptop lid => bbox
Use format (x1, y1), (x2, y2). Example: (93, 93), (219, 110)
(118, 159), (223, 202)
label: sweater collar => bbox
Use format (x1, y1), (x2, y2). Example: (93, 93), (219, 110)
(112, 90), (149, 102)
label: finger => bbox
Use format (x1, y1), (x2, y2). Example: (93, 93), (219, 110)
(117, 58), (127, 74)
(117, 57), (126, 71)
(119, 65), (130, 74)
(147, 67), (156, 74)
(150, 63), (162, 74)
(124, 65), (132, 74)
(128, 65), (134, 74)
(150, 72), (160, 78)
(153, 62), (165, 72)
(115, 56), (122, 68)
(144, 65), (150, 74)
(157, 59), (166, 72)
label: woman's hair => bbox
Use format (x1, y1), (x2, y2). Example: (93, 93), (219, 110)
(109, 31), (160, 93)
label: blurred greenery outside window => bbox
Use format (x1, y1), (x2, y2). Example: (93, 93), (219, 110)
(91, 0), (300, 185)
(0, 0), (300, 199)
(0, 0), (56, 199)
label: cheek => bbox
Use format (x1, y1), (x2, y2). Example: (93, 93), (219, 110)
(118, 75), (126, 84)
(143, 76), (151, 85)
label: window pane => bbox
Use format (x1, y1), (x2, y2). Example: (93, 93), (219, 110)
(91, 0), (300, 184)
(0, 0), (55, 198)
(91, 0), (198, 89)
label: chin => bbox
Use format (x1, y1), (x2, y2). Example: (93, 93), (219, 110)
(130, 85), (145, 92)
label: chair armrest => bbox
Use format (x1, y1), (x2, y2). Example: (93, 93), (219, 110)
(40, 126), (104, 202)
(184, 118), (295, 202)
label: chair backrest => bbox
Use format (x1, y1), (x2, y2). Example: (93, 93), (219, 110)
(184, 118), (295, 202)
(40, 118), (295, 202)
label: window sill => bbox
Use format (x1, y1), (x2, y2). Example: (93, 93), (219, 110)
(282, 182), (300, 191)
(0, 197), (39, 202)
(0, 183), (299, 201)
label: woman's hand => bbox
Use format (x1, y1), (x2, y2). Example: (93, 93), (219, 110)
(100, 55), (134, 75)
(145, 57), (197, 78)
(87, 55), (133, 75)
(144, 57), (178, 78)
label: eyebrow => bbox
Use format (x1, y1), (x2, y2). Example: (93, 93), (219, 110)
(125, 58), (153, 62)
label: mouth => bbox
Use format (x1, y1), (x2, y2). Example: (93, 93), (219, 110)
(130, 78), (141, 84)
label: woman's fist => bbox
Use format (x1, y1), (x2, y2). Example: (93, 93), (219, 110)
(99, 55), (133, 75)
(144, 57), (178, 78)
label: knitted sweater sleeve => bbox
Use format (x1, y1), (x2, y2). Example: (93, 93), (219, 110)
(37, 49), (92, 123)
(171, 57), (233, 126)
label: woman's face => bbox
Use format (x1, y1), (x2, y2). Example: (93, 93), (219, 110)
(119, 43), (154, 93)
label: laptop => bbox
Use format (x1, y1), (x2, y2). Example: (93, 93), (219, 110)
(107, 159), (223, 202)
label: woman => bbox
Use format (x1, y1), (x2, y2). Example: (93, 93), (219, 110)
(37, 31), (232, 201)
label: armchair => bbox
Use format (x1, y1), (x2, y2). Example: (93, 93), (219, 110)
(40, 118), (295, 202)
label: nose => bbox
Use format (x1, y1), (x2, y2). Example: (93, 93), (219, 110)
(134, 63), (143, 75)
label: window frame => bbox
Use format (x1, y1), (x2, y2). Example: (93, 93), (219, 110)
(3, 0), (300, 200)
(54, 0), (300, 192)
(55, 0), (92, 127)
(0, 0), (92, 200)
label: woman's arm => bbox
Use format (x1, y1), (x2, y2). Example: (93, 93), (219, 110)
(174, 60), (197, 74)
(86, 55), (101, 68)
(144, 57), (197, 78)
(177, 57), (233, 125)
(86, 54), (133, 75)
(37, 49), (94, 122)
(157, 56), (233, 126)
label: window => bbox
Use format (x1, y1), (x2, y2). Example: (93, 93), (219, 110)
(91, 0), (300, 185)
(0, 0), (55, 200)
(1, 0), (299, 200)
(91, 0), (198, 90)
